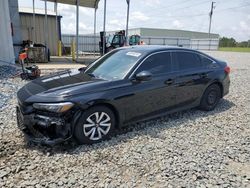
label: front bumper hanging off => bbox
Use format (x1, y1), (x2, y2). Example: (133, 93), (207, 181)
(16, 106), (72, 145)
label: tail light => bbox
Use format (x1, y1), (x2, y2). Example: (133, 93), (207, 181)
(224, 66), (230, 74)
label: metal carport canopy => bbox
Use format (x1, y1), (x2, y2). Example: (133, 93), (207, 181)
(43, 0), (100, 8)
(41, 0), (101, 61)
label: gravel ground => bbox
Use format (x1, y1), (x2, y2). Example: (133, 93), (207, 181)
(0, 51), (250, 187)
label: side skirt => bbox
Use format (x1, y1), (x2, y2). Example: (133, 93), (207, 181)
(121, 103), (199, 128)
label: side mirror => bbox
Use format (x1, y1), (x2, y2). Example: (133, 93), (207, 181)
(135, 71), (152, 81)
(78, 67), (86, 71)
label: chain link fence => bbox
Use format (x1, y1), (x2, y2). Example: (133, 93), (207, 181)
(61, 34), (219, 55)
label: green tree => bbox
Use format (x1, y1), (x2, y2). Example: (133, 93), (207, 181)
(237, 40), (250, 47)
(219, 37), (236, 47)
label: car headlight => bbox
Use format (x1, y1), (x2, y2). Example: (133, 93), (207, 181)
(33, 102), (74, 113)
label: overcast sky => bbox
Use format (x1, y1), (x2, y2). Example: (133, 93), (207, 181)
(18, 0), (250, 41)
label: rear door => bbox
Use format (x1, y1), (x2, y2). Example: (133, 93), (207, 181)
(172, 51), (211, 107)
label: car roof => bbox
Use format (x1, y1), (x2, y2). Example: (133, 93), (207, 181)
(119, 45), (198, 53)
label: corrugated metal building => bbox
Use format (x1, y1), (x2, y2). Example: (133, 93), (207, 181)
(62, 27), (219, 52)
(106, 28), (220, 50)
(19, 8), (62, 56)
(0, 0), (15, 64)
(9, 0), (22, 61)
(126, 28), (219, 39)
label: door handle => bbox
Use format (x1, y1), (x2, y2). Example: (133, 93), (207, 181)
(200, 73), (208, 78)
(165, 79), (174, 85)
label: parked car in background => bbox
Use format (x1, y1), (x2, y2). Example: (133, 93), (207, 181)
(16, 46), (230, 145)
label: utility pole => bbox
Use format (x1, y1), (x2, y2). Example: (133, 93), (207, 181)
(208, 1), (215, 50)
(44, 0), (48, 60)
(76, 0), (79, 61)
(103, 0), (107, 55)
(208, 1), (216, 39)
(125, 0), (130, 46)
(32, 0), (35, 44)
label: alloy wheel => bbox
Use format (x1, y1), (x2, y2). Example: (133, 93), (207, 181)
(207, 90), (217, 105)
(83, 112), (111, 141)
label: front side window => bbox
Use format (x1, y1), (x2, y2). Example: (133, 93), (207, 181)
(129, 36), (140, 45)
(174, 51), (202, 71)
(112, 35), (120, 44)
(135, 52), (172, 75)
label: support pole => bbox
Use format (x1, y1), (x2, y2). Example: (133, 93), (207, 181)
(54, 1), (58, 38)
(102, 0), (107, 55)
(44, 0), (48, 61)
(32, 0), (35, 44)
(94, 7), (97, 57)
(71, 40), (76, 61)
(54, 1), (61, 56)
(76, 0), (79, 61)
(125, 0), (130, 45)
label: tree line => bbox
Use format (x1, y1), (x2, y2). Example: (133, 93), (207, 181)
(219, 37), (250, 47)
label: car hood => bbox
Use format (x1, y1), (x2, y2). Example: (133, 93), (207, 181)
(17, 69), (111, 103)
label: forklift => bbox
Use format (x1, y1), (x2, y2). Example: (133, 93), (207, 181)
(99, 30), (141, 55)
(129, 34), (141, 45)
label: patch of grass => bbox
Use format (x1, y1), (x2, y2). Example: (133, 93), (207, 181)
(219, 47), (250, 53)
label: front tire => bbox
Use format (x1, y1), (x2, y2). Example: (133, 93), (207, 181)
(74, 106), (115, 144)
(199, 84), (221, 111)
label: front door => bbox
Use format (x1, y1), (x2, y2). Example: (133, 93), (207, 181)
(118, 51), (177, 123)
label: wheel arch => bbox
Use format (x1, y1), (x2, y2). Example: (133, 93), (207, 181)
(84, 100), (121, 129)
(208, 80), (224, 98)
(199, 80), (224, 106)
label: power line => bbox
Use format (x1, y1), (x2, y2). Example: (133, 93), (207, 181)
(129, 3), (250, 29)
(148, 3), (250, 23)
(145, 0), (250, 19)
(130, 14), (207, 28)
(170, 0), (211, 12)
(95, 1), (250, 33)
(216, 3), (250, 12)
(96, 0), (194, 15)
(143, 0), (211, 18)
(143, 0), (194, 12)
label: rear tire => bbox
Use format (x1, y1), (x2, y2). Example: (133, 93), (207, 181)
(74, 106), (115, 144)
(107, 47), (114, 53)
(199, 84), (221, 111)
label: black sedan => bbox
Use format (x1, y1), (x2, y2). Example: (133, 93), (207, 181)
(16, 46), (230, 145)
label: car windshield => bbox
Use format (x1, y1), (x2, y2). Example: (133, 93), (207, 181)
(107, 35), (113, 44)
(84, 49), (143, 80)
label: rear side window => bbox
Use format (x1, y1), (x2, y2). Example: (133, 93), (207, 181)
(135, 52), (172, 75)
(174, 51), (202, 71)
(200, 55), (213, 67)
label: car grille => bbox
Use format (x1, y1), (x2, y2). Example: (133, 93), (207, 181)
(16, 106), (46, 138)
(16, 106), (26, 130)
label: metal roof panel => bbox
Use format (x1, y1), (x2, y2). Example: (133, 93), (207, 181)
(41, 0), (100, 8)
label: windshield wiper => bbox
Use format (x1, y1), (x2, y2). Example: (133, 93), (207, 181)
(87, 73), (105, 80)
(87, 73), (96, 78)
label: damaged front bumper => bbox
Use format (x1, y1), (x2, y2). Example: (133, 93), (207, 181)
(16, 106), (72, 145)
